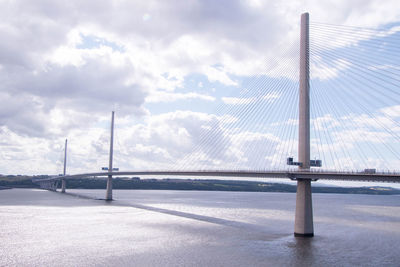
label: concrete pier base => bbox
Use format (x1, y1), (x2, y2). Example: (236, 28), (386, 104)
(294, 179), (314, 237)
(105, 175), (113, 201)
(61, 179), (66, 193)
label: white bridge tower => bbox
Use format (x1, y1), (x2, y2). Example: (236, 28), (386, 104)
(294, 12), (314, 237)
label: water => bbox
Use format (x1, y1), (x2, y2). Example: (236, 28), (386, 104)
(1, 189), (399, 266)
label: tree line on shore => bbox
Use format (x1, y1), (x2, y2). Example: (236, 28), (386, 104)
(0, 175), (399, 195)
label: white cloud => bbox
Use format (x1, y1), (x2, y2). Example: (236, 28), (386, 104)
(311, 57), (352, 80)
(262, 92), (281, 101)
(222, 91), (281, 105)
(380, 105), (400, 118)
(146, 91), (215, 103)
(222, 97), (255, 105)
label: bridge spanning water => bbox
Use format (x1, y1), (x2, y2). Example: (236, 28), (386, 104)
(34, 13), (400, 238)
(36, 170), (400, 186)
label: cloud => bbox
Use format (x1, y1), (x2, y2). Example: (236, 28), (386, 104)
(380, 105), (400, 118)
(310, 57), (352, 80)
(146, 91), (215, 103)
(0, 110), (286, 174)
(222, 92), (280, 105)
(222, 97), (255, 105)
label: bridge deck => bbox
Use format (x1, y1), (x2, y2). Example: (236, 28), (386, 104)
(34, 170), (400, 183)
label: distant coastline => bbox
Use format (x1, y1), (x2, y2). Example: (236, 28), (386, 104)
(1, 175), (399, 195)
(0, 185), (11, 190)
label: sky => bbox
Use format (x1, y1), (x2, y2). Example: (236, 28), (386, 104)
(0, 0), (400, 181)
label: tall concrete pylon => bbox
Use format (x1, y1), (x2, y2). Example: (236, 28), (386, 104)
(61, 139), (67, 193)
(294, 12), (314, 237)
(105, 111), (115, 201)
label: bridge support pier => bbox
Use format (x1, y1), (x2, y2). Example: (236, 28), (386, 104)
(106, 175), (112, 200)
(105, 111), (115, 201)
(294, 179), (314, 237)
(61, 179), (66, 193)
(61, 139), (68, 193)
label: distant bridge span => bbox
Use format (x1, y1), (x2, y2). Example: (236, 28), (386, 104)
(36, 170), (400, 183)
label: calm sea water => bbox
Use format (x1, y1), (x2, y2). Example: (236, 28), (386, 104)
(1, 189), (399, 266)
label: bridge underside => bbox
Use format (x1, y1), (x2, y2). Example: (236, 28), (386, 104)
(34, 170), (400, 193)
(37, 180), (58, 191)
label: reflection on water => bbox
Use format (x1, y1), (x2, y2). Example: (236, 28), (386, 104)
(0, 189), (399, 266)
(287, 236), (315, 266)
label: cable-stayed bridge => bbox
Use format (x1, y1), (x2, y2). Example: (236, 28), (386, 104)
(35, 169), (400, 183)
(34, 13), (400, 237)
